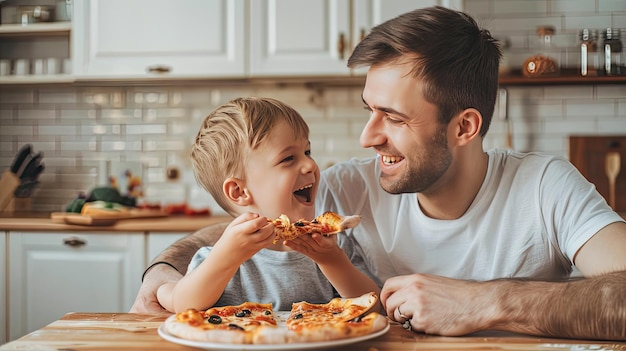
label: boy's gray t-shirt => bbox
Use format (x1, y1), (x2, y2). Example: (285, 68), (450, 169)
(188, 234), (373, 311)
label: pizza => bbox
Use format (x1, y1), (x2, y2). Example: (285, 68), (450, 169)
(163, 302), (276, 344)
(268, 211), (361, 243)
(161, 292), (388, 344)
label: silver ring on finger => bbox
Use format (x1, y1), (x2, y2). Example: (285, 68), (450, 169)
(394, 307), (409, 321)
(395, 307), (412, 330)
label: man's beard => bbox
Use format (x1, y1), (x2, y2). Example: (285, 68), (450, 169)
(380, 127), (451, 194)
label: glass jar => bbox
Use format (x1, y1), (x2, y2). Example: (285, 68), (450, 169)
(580, 29), (599, 76)
(522, 26), (559, 77)
(602, 28), (623, 76)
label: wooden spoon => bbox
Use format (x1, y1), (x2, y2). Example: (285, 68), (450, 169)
(605, 151), (621, 209)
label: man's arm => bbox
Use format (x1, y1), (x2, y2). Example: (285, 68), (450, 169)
(382, 271), (626, 340)
(129, 221), (229, 313)
(382, 222), (626, 340)
(492, 270), (626, 339)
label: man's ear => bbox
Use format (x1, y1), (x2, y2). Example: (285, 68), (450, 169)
(223, 178), (252, 206)
(454, 108), (482, 146)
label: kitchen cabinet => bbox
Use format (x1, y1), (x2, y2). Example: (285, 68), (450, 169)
(146, 232), (190, 267)
(71, 0), (245, 78)
(248, 0), (463, 76)
(7, 231), (144, 341)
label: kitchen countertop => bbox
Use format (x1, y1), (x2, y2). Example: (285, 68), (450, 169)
(0, 211), (232, 232)
(2, 211), (626, 233)
(2, 312), (624, 351)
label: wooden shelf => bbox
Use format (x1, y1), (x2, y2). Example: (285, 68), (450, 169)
(0, 69), (625, 87)
(499, 69), (626, 86)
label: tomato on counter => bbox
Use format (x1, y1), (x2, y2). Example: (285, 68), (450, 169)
(138, 202), (162, 211)
(184, 207), (211, 216)
(163, 203), (211, 216)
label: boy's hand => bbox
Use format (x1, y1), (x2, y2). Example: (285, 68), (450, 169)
(286, 232), (342, 263)
(212, 212), (275, 263)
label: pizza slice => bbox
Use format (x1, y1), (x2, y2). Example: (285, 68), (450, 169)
(269, 211), (361, 243)
(281, 291), (387, 342)
(163, 302), (277, 343)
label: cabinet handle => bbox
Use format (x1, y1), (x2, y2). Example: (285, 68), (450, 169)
(63, 237), (87, 247)
(146, 65), (172, 74)
(337, 33), (346, 60)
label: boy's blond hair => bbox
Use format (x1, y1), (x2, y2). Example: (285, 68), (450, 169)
(191, 97), (310, 216)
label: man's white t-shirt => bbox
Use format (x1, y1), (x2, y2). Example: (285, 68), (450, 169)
(317, 149), (623, 285)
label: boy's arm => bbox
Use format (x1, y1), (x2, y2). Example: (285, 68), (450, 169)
(167, 213), (275, 313)
(317, 250), (382, 298)
(129, 222), (229, 313)
(169, 245), (242, 312)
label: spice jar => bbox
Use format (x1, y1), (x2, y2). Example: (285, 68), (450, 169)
(580, 29), (598, 76)
(522, 26), (559, 77)
(602, 28), (623, 76)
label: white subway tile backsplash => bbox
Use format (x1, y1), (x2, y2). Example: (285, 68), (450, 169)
(60, 141), (98, 152)
(597, 85), (626, 98)
(17, 108), (56, 120)
(101, 108), (142, 120)
(598, 0), (626, 13)
(542, 86), (595, 99)
(126, 124), (167, 135)
(493, 0), (548, 15)
(308, 121), (351, 137)
(489, 17), (562, 33)
(551, 1), (596, 14)
(38, 90), (78, 104)
(0, 125), (34, 136)
(565, 15), (612, 31)
(545, 119), (596, 134)
(0, 90), (34, 103)
(565, 101), (615, 117)
(597, 119), (626, 133)
(37, 125), (77, 136)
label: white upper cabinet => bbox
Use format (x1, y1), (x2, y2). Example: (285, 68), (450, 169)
(69, 0), (462, 79)
(249, 0), (463, 77)
(72, 0), (245, 78)
(249, 0), (351, 76)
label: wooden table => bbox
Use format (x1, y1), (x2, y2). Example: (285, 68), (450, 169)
(2, 313), (625, 351)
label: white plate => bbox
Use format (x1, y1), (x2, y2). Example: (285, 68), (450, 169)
(157, 312), (390, 351)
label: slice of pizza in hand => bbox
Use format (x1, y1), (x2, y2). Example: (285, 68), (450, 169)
(269, 211), (361, 243)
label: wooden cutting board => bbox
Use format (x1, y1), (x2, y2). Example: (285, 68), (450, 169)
(51, 209), (168, 226)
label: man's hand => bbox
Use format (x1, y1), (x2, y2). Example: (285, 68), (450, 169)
(381, 273), (498, 336)
(129, 263), (184, 313)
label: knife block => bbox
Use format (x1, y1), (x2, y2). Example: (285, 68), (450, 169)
(0, 170), (21, 212)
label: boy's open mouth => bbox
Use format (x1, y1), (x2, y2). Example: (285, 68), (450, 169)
(294, 184), (313, 203)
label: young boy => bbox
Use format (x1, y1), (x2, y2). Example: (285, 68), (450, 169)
(157, 97), (380, 313)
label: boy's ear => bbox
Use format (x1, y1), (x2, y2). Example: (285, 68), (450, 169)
(223, 178), (252, 205)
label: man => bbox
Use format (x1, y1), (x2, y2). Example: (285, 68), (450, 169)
(132, 6), (626, 340)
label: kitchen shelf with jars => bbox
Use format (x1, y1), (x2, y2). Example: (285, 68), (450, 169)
(498, 26), (626, 87)
(0, 1), (73, 84)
